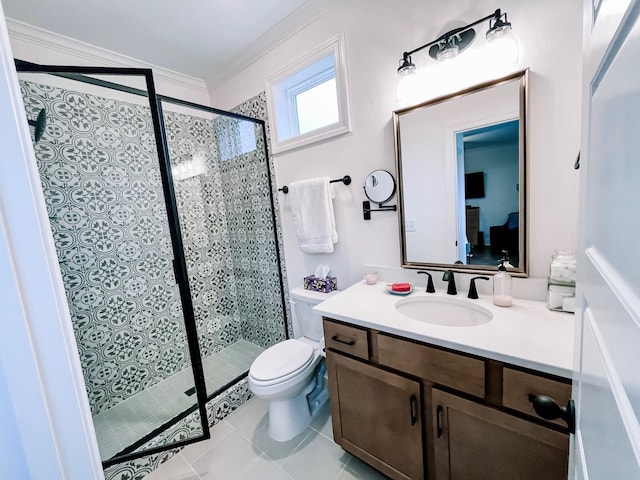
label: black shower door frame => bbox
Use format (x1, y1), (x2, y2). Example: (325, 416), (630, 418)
(154, 96), (289, 366)
(14, 60), (212, 468)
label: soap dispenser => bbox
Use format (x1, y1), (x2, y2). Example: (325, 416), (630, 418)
(493, 255), (513, 307)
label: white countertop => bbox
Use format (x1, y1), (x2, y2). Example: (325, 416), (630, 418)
(314, 281), (576, 378)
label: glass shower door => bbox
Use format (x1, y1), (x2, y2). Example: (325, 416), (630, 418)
(16, 63), (209, 466)
(158, 97), (288, 402)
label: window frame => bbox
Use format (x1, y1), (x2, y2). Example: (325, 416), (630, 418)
(266, 33), (351, 154)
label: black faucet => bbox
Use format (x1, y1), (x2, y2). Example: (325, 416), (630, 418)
(417, 271), (435, 293)
(442, 270), (457, 295)
(468, 276), (490, 299)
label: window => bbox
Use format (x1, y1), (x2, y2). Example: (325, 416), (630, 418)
(266, 34), (351, 154)
(296, 78), (338, 134)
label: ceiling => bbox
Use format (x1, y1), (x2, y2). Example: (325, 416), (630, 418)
(463, 120), (519, 148)
(1, 0), (324, 88)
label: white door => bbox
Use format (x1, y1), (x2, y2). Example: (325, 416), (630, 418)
(0, 5), (103, 479)
(573, 0), (640, 477)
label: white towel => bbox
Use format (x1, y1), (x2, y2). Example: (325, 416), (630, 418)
(288, 177), (338, 253)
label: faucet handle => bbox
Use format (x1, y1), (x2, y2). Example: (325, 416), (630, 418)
(442, 270), (457, 295)
(417, 271), (435, 293)
(468, 276), (490, 299)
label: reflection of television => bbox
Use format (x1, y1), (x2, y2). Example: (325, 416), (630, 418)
(465, 172), (485, 199)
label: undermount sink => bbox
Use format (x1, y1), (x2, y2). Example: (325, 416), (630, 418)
(395, 296), (493, 327)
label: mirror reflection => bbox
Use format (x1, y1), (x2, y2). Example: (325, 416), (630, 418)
(364, 169), (396, 204)
(394, 70), (527, 275)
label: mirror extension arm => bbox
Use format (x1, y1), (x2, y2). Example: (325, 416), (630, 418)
(362, 200), (397, 220)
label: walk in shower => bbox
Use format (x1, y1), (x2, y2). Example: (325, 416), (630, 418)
(17, 63), (287, 467)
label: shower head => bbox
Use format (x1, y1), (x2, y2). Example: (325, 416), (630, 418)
(28, 108), (47, 143)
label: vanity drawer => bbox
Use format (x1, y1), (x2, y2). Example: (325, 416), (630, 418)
(323, 319), (369, 360)
(376, 333), (485, 398)
(502, 367), (572, 428)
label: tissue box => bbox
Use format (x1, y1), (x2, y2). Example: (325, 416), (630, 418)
(304, 275), (337, 293)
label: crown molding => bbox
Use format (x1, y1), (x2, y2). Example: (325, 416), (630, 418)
(6, 18), (210, 101)
(205, 0), (328, 89)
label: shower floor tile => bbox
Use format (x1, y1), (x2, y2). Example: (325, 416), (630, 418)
(94, 339), (265, 461)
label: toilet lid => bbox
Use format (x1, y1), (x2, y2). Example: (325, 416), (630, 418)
(250, 339), (315, 382)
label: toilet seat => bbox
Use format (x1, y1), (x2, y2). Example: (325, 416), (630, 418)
(249, 339), (316, 386)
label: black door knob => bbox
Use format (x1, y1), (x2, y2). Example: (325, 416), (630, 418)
(528, 394), (575, 433)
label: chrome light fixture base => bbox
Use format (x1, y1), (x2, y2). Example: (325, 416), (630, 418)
(395, 8), (517, 97)
(428, 27), (476, 60)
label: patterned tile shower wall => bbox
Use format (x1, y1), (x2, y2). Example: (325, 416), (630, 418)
(20, 80), (192, 416)
(162, 110), (242, 355)
(215, 117), (286, 348)
(163, 102), (289, 351)
(21, 80), (290, 423)
(229, 92), (293, 341)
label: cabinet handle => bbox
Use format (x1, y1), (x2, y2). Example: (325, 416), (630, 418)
(436, 405), (443, 437)
(409, 395), (418, 426)
(528, 394), (576, 433)
(331, 335), (355, 346)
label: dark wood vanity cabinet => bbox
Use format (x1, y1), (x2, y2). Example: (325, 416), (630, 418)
(323, 318), (571, 480)
(327, 353), (424, 480)
(433, 389), (569, 480)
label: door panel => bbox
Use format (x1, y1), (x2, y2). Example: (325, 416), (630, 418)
(433, 388), (568, 480)
(575, 0), (640, 476)
(582, 250), (640, 416)
(331, 352), (423, 480)
(579, 308), (640, 478)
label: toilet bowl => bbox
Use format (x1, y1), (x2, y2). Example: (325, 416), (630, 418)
(248, 286), (338, 442)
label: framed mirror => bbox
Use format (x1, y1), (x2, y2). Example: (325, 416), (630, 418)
(364, 169), (396, 204)
(394, 70), (528, 276)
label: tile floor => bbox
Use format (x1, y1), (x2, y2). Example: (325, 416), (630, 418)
(94, 340), (265, 459)
(145, 396), (387, 479)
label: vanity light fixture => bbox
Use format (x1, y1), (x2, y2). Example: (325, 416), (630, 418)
(396, 8), (518, 103)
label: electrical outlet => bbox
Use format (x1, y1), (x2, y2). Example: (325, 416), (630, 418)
(405, 220), (416, 232)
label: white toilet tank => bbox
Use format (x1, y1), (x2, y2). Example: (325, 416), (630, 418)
(290, 286), (339, 341)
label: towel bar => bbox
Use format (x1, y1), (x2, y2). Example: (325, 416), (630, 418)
(279, 175), (351, 194)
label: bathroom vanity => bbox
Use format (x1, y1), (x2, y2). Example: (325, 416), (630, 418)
(316, 282), (575, 480)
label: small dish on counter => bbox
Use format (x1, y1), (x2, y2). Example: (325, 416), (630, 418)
(385, 283), (413, 296)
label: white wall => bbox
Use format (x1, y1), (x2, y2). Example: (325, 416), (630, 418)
(210, 0), (582, 289)
(0, 7), (104, 477)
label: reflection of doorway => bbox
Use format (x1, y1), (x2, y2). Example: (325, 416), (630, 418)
(455, 120), (520, 266)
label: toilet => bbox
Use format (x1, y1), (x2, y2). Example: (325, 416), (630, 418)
(248, 286), (338, 442)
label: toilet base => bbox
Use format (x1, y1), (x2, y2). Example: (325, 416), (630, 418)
(268, 390), (313, 442)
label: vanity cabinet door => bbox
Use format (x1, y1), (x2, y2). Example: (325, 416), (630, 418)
(432, 388), (569, 480)
(327, 351), (424, 480)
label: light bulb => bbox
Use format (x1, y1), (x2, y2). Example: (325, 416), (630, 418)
(485, 26), (519, 69)
(436, 44), (459, 62)
(395, 64), (420, 105)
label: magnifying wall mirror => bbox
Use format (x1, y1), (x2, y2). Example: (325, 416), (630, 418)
(364, 169), (396, 203)
(363, 170), (397, 220)
(394, 70), (528, 276)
